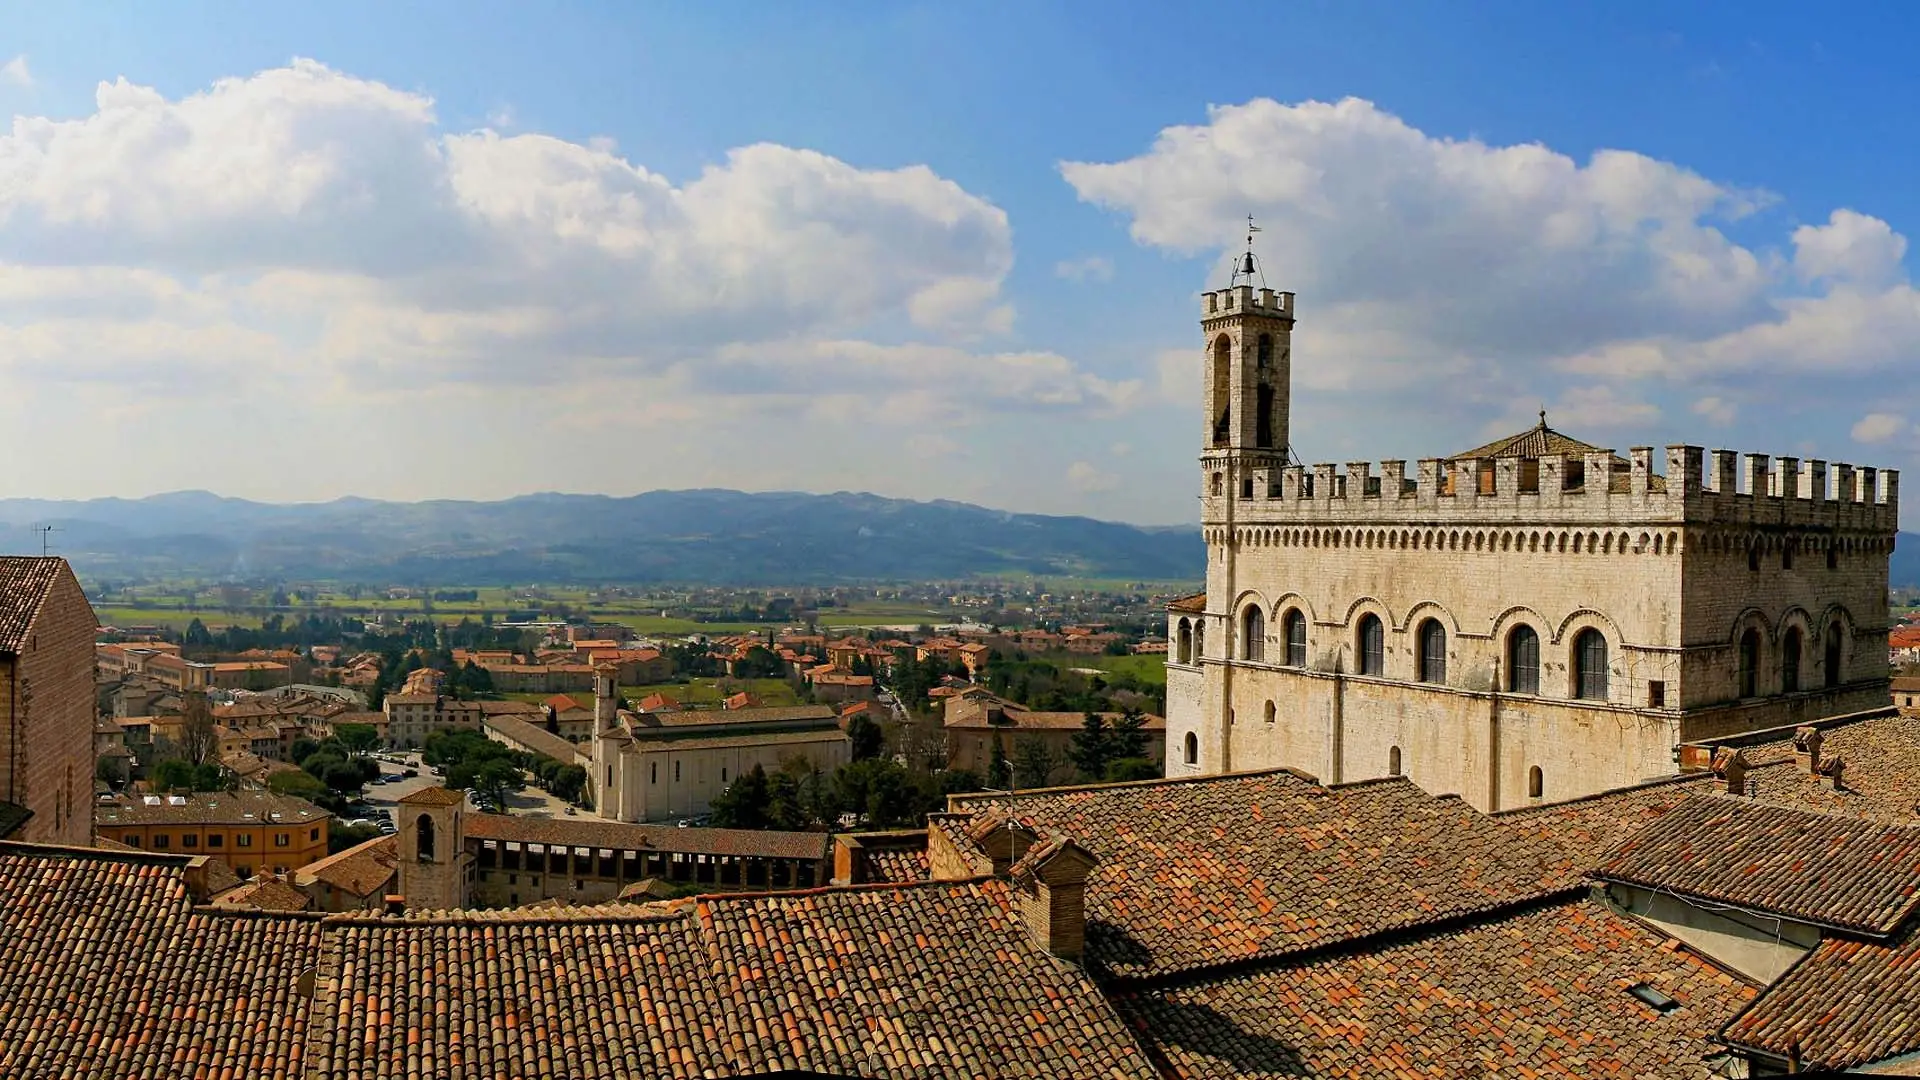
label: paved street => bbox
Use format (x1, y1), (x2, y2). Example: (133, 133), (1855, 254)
(356, 754), (574, 820)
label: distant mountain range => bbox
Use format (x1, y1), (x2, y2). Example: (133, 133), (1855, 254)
(0, 490), (1205, 585)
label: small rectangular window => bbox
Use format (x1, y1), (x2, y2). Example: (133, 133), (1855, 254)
(152, 834), (169, 849)
(310, 828), (319, 842)
(207, 834), (223, 848)
(238, 834), (252, 848)
(1649, 681), (1666, 708)
(181, 834), (198, 848)
(275, 833), (290, 848)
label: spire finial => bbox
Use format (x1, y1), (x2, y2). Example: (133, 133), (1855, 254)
(1231, 214), (1264, 286)
(1538, 406), (1548, 429)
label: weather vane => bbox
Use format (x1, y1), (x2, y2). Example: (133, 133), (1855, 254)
(1231, 214), (1266, 287)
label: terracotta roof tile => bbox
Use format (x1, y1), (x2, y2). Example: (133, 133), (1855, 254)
(466, 813), (828, 861)
(1595, 794), (1920, 937)
(1721, 921), (1920, 1070)
(0, 557), (67, 654)
(397, 786), (467, 808)
(1167, 591), (1207, 614)
(212, 875), (313, 912)
(1117, 897), (1757, 1079)
(294, 834), (398, 899)
(942, 772), (1575, 979)
(0, 842), (321, 1079)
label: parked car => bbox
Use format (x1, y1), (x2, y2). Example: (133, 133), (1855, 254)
(402, 768), (418, 777)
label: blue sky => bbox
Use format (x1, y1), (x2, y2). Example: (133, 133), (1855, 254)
(0, 2), (1915, 524)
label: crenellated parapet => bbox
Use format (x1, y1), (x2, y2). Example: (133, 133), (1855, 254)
(1201, 286), (1295, 322)
(1201, 445), (1899, 533)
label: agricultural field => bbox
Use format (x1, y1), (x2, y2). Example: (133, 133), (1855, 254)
(1054, 651), (1168, 687)
(502, 677), (801, 708)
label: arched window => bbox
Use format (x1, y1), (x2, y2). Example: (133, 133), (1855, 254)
(1417, 619), (1447, 684)
(1528, 766), (1544, 799)
(1739, 629), (1761, 698)
(1573, 629), (1609, 701)
(416, 814), (436, 862)
(1782, 541), (1795, 571)
(1388, 746), (1402, 776)
(1263, 700), (1276, 724)
(1747, 547), (1760, 572)
(1176, 619), (1193, 665)
(1781, 627), (1803, 694)
(1183, 732), (1199, 766)
(1241, 606), (1265, 661)
(1255, 334), (1275, 448)
(1194, 620), (1206, 661)
(1827, 545), (1839, 571)
(1283, 609), (1307, 667)
(1825, 624), (1844, 688)
(1357, 615), (1384, 677)
(1211, 336), (1232, 447)
(1507, 625), (1540, 695)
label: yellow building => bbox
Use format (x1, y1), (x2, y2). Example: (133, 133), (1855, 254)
(94, 789), (331, 878)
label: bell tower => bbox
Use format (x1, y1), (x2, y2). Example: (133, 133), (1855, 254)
(1200, 219), (1294, 502)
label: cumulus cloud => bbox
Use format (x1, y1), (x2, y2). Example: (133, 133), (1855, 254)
(1054, 255), (1114, 282)
(0, 55), (29, 89)
(1066, 461), (1119, 492)
(1852, 412), (1907, 444)
(1064, 97), (1920, 472)
(0, 59), (1129, 421)
(1691, 396), (1738, 426)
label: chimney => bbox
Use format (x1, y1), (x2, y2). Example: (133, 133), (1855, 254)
(1823, 755), (1846, 792)
(1793, 726), (1824, 775)
(1712, 747), (1749, 796)
(1009, 834), (1100, 961)
(966, 808), (1034, 876)
(383, 894), (406, 917)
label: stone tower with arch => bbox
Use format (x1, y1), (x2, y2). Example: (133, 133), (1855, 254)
(396, 786), (471, 911)
(1166, 267), (1900, 812)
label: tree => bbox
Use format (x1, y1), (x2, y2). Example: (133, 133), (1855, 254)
(152, 758), (229, 793)
(846, 714), (885, 762)
(474, 760), (522, 807)
(1109, 707), (1151, 762)
(549, 764), (588, 805)
(1013, 736), (1061, 790)
(334, 723), (380, 758)
(710, 765), (772, 829)
(179, 691), (218, 767)
(987, 730), (1011, 790)
(267, 769), (331, 802)
(1105, 757), (1161, 782)
(329, 820), (382, 854)
(1068, 712), (1114, 781)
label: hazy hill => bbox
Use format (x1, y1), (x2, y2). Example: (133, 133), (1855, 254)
(0, 490), (1204, 585)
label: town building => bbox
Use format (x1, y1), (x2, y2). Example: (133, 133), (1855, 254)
(0, 558), (97, 846)
(1167, 273), (1900, 810)
(590, 668), (849, 823)
(93, 789), (331, 878)
(942, 692), (1165, 781)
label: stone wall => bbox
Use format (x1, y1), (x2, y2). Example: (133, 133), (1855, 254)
(7, 569), (98, 846)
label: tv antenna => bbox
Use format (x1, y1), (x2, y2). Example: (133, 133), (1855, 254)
(33, 524), (61, 557)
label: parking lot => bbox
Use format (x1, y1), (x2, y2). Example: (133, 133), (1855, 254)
(348, 754), (576, 825)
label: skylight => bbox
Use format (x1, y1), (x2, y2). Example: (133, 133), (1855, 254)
(1628, 983), (1680, 1014)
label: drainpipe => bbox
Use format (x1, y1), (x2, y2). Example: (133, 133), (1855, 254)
(1328, 668), (1344, 784)
(1487, 658), (1502, 812)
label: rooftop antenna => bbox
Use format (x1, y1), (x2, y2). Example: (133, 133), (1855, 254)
(1229, 214), (1267, 289)
(33, 524), (60, 557)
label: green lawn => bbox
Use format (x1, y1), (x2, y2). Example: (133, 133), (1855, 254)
(1053, 651), (1168, 687)
(503, 677), (801, 708)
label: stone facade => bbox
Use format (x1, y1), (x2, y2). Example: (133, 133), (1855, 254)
(0, 560), (98, 846)
(1169, 285), (1899, 811)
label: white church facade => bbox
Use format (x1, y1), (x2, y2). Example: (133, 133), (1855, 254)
(1165, 275), (1899, 811)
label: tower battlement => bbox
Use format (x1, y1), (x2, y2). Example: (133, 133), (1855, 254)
(1202, 286), (1295, 320)
(1203, 445), (1899, 532)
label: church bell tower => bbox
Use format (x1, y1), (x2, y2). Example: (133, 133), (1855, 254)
(1200, 219), (1294, 505)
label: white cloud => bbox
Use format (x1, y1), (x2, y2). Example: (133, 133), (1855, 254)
(1064, 96), (1920, 486)
(486, 105), (515, 129)
(0, 55), (29, 89)
(1691, 395), (1737, 426)
(1054, 255), (1113, 282)
(1852, 412), (1907, 444)
(0, 60), (1112, 414)
(1066, 461), (1119, 492)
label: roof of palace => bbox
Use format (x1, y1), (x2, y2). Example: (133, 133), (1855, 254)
(1449, 413), (1609, 461)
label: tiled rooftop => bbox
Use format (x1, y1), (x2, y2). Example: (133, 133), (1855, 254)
(0, 557), (64, 654)
(95, 788), (330, 828)
(1725, 713), (1920, 822)
(626, 703), (839, 728)
(213, 874), (314, 911)
(1116, 897), (1757, 1079)
(295, 834), (398, 899)
(466, 813), (829, 862)
(1720, 921), (1920, 1071)
(1595, 794), (1920, 937)
(0, 843), (321, 1079)
(306, 880), (1157, 1080)
(942, 771), (1574, 980)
